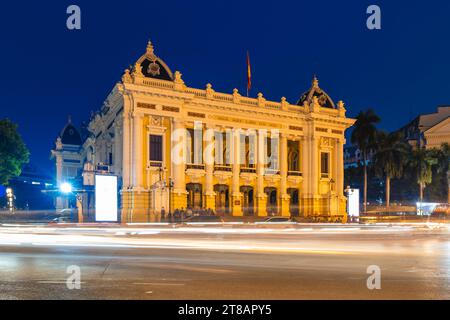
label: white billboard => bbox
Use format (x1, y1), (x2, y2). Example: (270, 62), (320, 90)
(95, 175), (118, 222)
(347, 188), (360, 217)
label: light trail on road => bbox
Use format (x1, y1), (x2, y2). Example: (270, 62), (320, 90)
(1, 223), (449, 299)
(0, 223), (448, 255)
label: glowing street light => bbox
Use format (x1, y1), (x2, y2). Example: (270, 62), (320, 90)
(60, 182), (73, 194)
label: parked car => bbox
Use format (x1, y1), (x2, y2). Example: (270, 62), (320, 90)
(262, 217), (297, 223)
(49, 216), (71, 224)
(58, 208), (77, 215)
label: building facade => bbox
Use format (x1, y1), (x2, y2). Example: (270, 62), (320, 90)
(1, 164), (55, 211)
(54, 41), (355, 222)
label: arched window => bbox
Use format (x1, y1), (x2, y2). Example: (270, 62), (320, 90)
(245, 149), (252, 167)
(186, 183), (202, 209)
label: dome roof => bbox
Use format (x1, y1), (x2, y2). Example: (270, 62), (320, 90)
(60, 121), (82, 145)
(296, 76), (336, 109)
(133, 41), (174, 81)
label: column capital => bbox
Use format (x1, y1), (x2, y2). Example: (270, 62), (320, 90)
(123, 110), (132, 121)
(132, 112), (144, 119)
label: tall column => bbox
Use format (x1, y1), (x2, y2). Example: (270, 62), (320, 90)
(121, 97), (132, 223)
(132, 113), (144, 189)
(56, 155), (63, 187)
(256, 129), (267, 217)
(172, 119), (187, 209)
(311, 136), (319, 196)
(304, 135), (319, 217)
(280, 133), (290, 216)
(205, 125), (215, 210)
(122, 104), (132, 189)
(300, 136), (310, 217)
(131, 113), (146, 222)
(231, 129), (242, 216)
(336, 139), (344, 197)
(447, 171), (450, 204)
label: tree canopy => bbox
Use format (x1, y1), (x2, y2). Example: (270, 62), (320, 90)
(373, 131), (410, 207)
(0, 119), (30, 185)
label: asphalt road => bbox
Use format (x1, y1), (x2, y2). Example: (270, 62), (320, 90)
(0, 223), (449, 300)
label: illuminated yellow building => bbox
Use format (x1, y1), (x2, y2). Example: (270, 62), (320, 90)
(82, 41), (355, 222)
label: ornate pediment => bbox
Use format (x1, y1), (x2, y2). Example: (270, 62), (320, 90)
(214, 171), (233, 185)
(186, 169), (205, 183)
(133, 40), (174, 81)
(425, 117), (450, 135)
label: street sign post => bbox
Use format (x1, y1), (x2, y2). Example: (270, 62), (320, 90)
(347, 188), (360, 218)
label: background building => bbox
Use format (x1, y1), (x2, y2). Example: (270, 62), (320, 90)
(397, 106), (450, 148)
(344, 145), (375, 169)
(53, 41), (355, 222)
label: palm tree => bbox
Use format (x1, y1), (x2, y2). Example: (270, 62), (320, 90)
(351, 109), (380, 213)
(373, 131), (410, 209)
(408, 147), (437, 204)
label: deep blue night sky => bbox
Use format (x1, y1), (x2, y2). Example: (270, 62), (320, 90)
(1, 1), (450, 176)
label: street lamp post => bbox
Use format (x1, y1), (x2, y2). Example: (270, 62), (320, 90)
(76, 193), (83, 223)
(329, 178), (335, 220)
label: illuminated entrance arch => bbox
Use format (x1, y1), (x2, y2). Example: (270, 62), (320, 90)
(240, 186), (254, 216)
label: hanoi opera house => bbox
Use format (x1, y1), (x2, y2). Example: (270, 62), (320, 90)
(52, 41), (355, 222)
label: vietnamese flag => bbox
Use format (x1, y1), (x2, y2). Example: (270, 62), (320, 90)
(246, 51), (252, 95)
